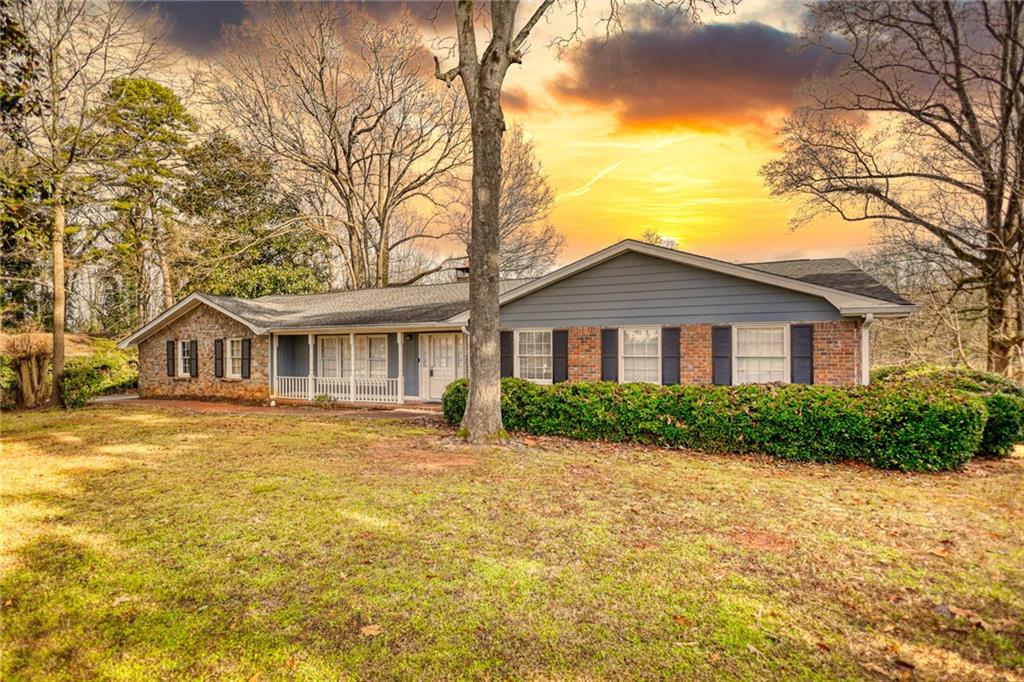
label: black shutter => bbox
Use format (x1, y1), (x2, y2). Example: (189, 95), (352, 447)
(712, 326), (732, 385)
(600, 328), (618, 382)
(214, 339), (224, 378)
(552, 330), (569, 383)
(241, 338), (252, 379)
(791, 324), (814, 384)
(189, 340), (199, 377)
(500, 331), (514, 378)
(166, 340), (175, 376)
(661, 327), (680, 385)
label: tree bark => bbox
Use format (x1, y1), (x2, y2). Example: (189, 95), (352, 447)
(461, 92), (506, 441)
(51, 193), (66, 407)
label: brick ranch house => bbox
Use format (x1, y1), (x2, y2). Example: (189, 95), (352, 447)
(119, 240), (918, 404)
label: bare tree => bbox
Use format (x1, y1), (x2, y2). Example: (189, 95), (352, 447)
(762, 1), (1024, 376)
(452, 122), (564, 277)
(638, 229), (677, 250)
(434, 0), (726, 442)
(10, 0), (162, 404)
(210, 4), (470, 289)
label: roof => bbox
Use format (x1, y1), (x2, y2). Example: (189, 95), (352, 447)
(119, 241), (916, 348)
(205, 279), (531, 329)
(743, 258), (914, 306)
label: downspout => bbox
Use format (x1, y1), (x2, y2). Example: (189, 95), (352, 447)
(861, 314), (874, 385)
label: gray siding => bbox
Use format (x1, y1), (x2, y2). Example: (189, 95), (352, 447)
(403, 333), (419, 397)
(499, 252), (841, 327)
(276, 334), (309, 376)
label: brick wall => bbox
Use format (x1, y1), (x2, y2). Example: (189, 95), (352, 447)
(812, 319), (862, 386)
(568, 326), (601, 381)
(680, 324), (713, 384)
(138, 304), (270, 401)
(561, 320), (863, 387)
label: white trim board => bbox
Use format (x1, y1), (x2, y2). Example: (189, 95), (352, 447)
(118, 292), (266, 348)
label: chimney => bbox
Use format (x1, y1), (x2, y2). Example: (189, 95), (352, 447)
(454, 265), (470, 282)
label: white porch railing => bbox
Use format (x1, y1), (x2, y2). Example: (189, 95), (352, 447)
(275, 376), (309, 399)
(274, 376), (401, 404)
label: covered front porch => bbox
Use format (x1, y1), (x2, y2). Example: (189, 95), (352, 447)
(270, 328), (467, 404)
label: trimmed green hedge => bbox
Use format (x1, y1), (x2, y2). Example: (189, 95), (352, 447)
(60, 340), (138, 408)
(442, 378), (988, 472)
(873, 364), (1024, 458)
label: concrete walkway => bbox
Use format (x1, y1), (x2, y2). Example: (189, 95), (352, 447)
(89, 394), (444, 421)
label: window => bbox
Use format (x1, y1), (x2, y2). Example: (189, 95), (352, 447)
(178, 340), (193, 377)
(516, 330), (552, 383)
(227, 338), (243, 378)
(319, 336), (351, 378)
(620, 327), (660, 383)
(355, 335), (387, 378)
(735, 326), (788, 384)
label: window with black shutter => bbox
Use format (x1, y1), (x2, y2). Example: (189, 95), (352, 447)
(712, 327), (732, 385)
(552, 330), (568, 383)
(499, 331), (514, 378)
(189, 340), (199, 377)
(214, 339), (224, 378)
(241, 338), (252, 379)
(600, 328), (618, 382)
(790, 324), (814, 384)
(166, 340), (175, 376)
(661, 327), (680, 385)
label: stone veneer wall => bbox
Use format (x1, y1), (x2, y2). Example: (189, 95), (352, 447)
(561, 320), (863, 387)
(137, 304), (270, 401)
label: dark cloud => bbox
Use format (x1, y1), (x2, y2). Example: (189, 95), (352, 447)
(550, 22), (842, 132)
(132, 1), (451, 56)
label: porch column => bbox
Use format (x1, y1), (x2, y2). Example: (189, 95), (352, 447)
(307, 334), (314, 400)
(397, 333), (405, 404)
(270, 333), (277, 397)
(349, 332), (356, 402)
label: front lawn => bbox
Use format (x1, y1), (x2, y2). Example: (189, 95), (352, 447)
(2, 405), (1022, 680)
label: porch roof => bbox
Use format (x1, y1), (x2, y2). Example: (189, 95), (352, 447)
(205, 279), (533, 330)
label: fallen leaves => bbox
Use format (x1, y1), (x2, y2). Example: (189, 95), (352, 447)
(932, 603), (991, 630)
(360, 624), (382, 637)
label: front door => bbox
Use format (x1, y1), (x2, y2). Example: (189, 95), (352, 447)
(422, 333), (459, 401)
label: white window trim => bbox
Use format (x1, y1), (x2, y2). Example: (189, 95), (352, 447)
(618, 326), (662, 385)
(732, 324), (791, 385)
(513, 328), (554, 385)
(317, 335), (349, 379)
(359, 334), (389, 379)
(178, 339), (194, 378)
(226, 337), (243, 379)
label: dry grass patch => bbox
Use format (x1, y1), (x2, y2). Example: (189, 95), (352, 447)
(1, 404), (1021, 680)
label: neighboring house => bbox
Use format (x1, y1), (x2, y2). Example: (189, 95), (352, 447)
(119, 240), (917, 404)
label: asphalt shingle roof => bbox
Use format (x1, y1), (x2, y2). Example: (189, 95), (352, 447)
(200, 256), (911, 331)
(742, 258), (914, 306)
(205, 279), (533, 329)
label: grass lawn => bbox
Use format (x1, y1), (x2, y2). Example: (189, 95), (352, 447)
(2, 405), (1022, 680)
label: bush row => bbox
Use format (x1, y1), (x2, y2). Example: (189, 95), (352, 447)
(871, 364), (1024, 458)
(443, 378), (991, 472)
(60, 340), (138, 408)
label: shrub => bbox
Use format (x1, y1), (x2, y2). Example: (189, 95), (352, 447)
(873, 364), (1024, 457)
(60, 340), (138, 409)
(442, 379), (987, 472)
(0, 357), (18, 409)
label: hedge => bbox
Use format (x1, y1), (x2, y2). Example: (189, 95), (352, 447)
(442, 378), (988, 472)
(873, 364), (1024, 458)
(60, 340), (138, 409)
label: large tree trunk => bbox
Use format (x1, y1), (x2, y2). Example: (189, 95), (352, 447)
(461, 95), (506, 442)
(985, 271), (1015, 375)
(51, 195), (66, 407)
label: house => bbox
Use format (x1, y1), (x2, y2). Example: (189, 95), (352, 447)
(119, 240), (918, 404)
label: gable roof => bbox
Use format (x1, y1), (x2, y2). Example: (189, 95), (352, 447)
(452, 240), (917, 322)
(120, 240), (916, 348)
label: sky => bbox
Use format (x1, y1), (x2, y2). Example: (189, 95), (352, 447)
(140, 0), (873, 265)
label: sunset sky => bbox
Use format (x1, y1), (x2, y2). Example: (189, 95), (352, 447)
(147, 0), (873, 264)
